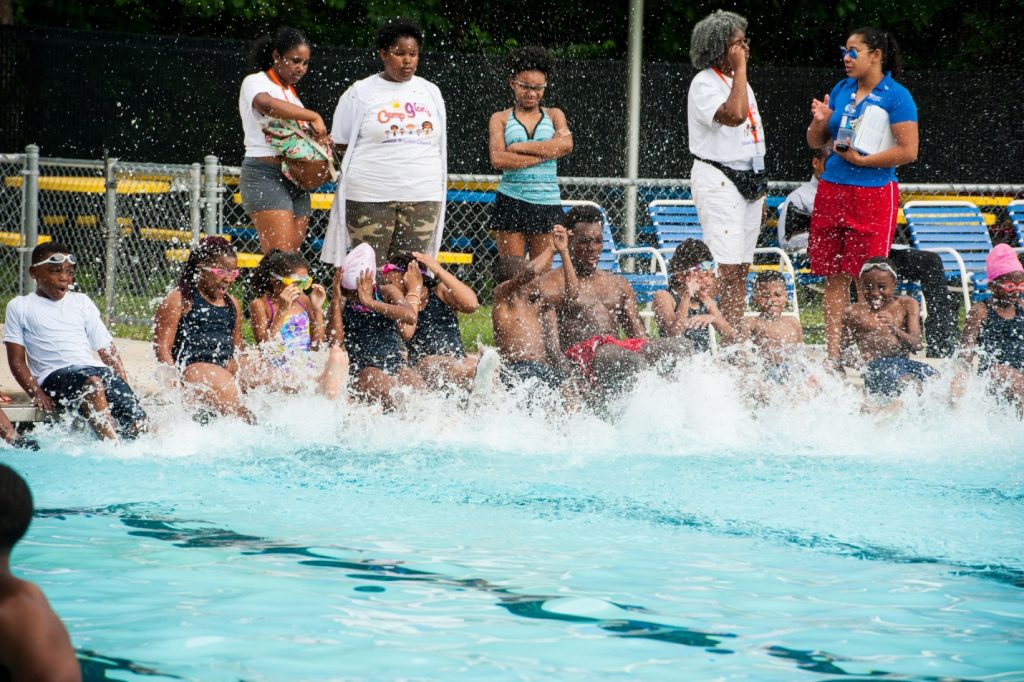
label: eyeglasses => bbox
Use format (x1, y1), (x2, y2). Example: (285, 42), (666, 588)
(859, 261), (898, 278)
(202, 266), (240, 280)
(514, 79), (547, 92)
(35, 253), (76, 266)
(840, 47), (860, 60)
(993, 280), (1024, 294)
(283, 56), (310, 66)
(273, 273), (313, 290)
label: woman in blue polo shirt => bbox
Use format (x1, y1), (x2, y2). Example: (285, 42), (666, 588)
(806, 27), (918, 368)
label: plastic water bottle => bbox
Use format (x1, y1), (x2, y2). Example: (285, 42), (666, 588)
(835, 94), (856, 152)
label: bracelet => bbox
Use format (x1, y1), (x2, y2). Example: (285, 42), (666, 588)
(406, 294), (421, 305)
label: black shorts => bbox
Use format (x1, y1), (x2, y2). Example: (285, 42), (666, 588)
(491, 192), (565, 235)
(500, 360), (564, 390)
(41, 365), (148, 438)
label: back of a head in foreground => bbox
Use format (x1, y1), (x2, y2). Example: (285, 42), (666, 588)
(0, 463), (33, 556)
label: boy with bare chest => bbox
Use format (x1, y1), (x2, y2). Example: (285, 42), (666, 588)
(841, 257), (937, 396)
(492, 225), (571, 388)
(536, 206), (691, 392)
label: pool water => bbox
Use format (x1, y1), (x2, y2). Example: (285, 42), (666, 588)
(5, 360), (1024, 680)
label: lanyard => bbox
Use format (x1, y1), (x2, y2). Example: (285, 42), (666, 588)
(712, 67), (759, 144)
(266, 68), (298, 101)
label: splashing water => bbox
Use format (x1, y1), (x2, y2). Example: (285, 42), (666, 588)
(5, 357), (1023, 679)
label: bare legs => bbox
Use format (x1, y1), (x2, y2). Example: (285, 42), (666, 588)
(252, 211), (309, 254)
(496, 231), (554, 260)
(823, 273), (853, 364)
(181, 362), (256, 424)
(319, 346), (350, 401)
(716, 263), (751, 328)
(78, 376), (119, 440)
(352, 367), (426, 411)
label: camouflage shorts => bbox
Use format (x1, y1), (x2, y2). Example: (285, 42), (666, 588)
(346, 200), (441, 267)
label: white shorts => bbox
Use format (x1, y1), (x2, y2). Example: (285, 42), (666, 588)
(690, 159), (765, 265)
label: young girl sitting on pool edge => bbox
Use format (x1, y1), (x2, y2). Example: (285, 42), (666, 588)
(248, 250), (348, 399)
(652, 238), (735, 351)
(338, 243), (427, 409)
(953, 244), (1024, 414)
(381, 251), (499, 393)
(153, 237), (259, 423)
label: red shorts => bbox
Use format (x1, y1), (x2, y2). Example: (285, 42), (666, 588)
(564, 335), (648, 384)
(808, 179), (899, 277)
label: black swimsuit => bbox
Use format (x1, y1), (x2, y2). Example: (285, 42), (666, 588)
(343, 297), (404, 375)
(978, 301), (1024, 372)
(407, 289), (465, 364)
(172, 290), (236, 368)
(668, 290), (710, 353)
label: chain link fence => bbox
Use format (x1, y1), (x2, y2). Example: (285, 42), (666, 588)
(3, 146), (1023, 338)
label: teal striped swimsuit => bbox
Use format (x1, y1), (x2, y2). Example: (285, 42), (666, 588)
(496, 109), (561, 205)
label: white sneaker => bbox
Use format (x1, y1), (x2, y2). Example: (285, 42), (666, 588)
(473, 347), (501, 396)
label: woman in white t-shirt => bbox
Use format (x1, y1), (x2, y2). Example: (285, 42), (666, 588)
(239, 27), (329, 253)
(686, 10), (766, 327)
(322, 18), (447, 268)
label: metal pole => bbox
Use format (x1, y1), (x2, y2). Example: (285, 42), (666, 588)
(103, 153), (119, 325)
(189, 162), (202, 241)
(19, 145), (39, 295)
(203, 154), (219, 235)
(624, 0), (644, 249)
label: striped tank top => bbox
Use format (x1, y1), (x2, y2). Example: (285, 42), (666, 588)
(496, 109), (561, 205)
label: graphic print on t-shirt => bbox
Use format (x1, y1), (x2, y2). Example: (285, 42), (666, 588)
(375, 98), (436, 144)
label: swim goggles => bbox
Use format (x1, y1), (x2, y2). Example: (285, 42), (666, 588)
(35, 253), (76, 266)
(686, 260), (716, 274)
(272, 273), (313, 290)
(992, 280), (1024, 294)
(859, 261), (898, 278)
(202, 266), (241, 280)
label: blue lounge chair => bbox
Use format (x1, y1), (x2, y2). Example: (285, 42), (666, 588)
(903, 200), (992, 310)
(1007, 200), (1024, 249)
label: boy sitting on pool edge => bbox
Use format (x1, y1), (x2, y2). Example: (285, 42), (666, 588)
(841, 257), (937, 398)
(4, 243), (149, 441)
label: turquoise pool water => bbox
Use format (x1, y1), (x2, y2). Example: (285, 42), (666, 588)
(4, 363), (1024, 680)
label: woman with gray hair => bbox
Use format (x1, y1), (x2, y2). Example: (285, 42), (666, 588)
(686, 10), (766, 327)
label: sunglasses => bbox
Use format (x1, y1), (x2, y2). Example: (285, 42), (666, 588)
(273, 273), (313, 291)
(202, 266), (240, 280)
(35, 253), (76, 266)
(993, 280), (1024, 294)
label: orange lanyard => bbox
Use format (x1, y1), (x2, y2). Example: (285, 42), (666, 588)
(266, 68), (298, 101)
(712, 67), (759, 143)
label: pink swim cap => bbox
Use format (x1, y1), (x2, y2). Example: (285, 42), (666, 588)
(986, 243), (1024, 282)
(342, 243), (376, 290)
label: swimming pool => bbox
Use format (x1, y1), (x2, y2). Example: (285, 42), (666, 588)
(6, 362), (1024, 679)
